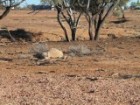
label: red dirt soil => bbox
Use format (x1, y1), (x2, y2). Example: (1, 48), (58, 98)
(0, 10), (140, 105)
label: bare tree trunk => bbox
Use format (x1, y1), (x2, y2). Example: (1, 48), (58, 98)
(0, 0), (25, 20)
(89, 19), (94, 40)
(62, 10), (82, 41)
(71, 12), (82, 41)
(0, 7), (11, 20)
(85, 13), (94, 40)
(94, 14), (103, 41)
(57, 13), (70, 42)
(56, 7), (70, 42)
(71, 28), (76, 41)
(94, 2), (118, 41)
(94, 21), (102, 40)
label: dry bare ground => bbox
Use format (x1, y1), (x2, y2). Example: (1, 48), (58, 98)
(0, 10), (140, 105)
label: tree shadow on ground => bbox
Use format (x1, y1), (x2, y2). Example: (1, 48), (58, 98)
(110, 19), (130, 24)
(0, 28), (42, 42)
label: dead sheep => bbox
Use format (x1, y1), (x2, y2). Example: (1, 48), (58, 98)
(43, 48), (64, 59)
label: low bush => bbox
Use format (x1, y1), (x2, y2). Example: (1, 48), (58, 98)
(30, 43), (48, 59)
(68, 45), (91, 56)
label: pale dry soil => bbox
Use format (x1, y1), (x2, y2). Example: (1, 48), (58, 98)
(0, 10), (140, 105)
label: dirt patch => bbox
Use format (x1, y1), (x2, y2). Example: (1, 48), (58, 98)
(0, 10), (140, 105)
